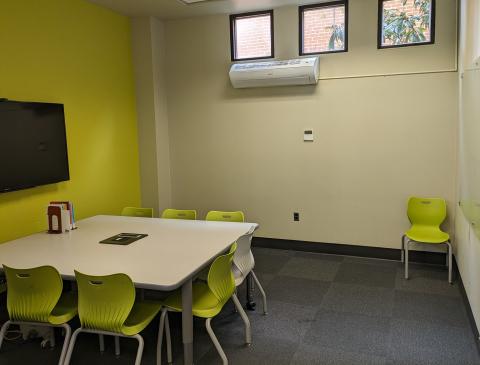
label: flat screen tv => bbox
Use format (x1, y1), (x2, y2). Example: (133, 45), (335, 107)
(0, 100), (70, 193)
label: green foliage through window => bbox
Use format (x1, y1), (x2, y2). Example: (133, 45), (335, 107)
(381, 0), (433, 47)
(329, 24), (345, 51)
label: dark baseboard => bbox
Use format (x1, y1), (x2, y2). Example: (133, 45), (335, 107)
(252, 237), (447, 265)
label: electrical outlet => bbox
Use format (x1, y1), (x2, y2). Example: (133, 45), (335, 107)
(293, 212), (300, 221)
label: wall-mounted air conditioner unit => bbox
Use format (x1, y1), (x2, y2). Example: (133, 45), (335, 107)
(229, 57), (319, 89)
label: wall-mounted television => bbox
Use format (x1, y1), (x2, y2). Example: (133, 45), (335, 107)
(0, 100), (70, 193)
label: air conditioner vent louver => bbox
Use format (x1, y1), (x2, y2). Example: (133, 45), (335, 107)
(229, 57), (319, 89)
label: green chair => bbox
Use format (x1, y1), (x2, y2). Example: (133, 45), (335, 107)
(64, 271), (171, 365)
(121, 207), (154, 218)
(161, 209), (197, 220)
(205, 210), (267, 314)
(0, 265), (77, 365)
(205, 211), (245, 222)
(158, 243), (251, 365)
(402, 197), (452, 283)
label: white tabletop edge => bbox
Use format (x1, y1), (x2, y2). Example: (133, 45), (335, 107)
(0, 215), (259, 291)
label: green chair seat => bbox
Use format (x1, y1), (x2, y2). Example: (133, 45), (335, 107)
(196, 210), (246, 282)
(64, 271), (167, 365)
(205, 211), (245, 222)
(121, 207), (154, 218)
(161, 209), (197, 220)
(406, 225), (450, 244)
(0, 265), (77, 365)
(164, 282), (223, 318)
(403, 197), (453, 283)
(159, 242), (252, 364)
(122, 300), (162, 336)
(49, 291), (78, 325)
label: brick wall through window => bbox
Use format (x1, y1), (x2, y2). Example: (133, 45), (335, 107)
(234, 14), (272, 60)
(302, 4), (346, 54)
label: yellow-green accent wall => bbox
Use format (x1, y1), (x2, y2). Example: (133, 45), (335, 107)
(0, 0), (141, 243)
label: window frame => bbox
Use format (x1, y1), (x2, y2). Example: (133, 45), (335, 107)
(299, 0), (349, 56)
(377, 0), (436, 49)
(229, 10), (275, 62)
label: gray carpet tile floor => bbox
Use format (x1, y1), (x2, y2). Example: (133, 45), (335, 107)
(0, 247), (479, 365)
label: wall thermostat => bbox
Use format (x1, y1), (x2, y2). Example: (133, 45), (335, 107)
(304, 130), (314, 142)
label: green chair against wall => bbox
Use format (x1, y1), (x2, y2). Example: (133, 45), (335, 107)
(121, 207), (154, 218)
(158, 243), (251, 365)
(402, 197), (453, 283)
(205, 211), (245, 222)
(0, 265), (77, 365)
(205, 210), (267, 314)
(63, 271), (171, 365)
(161, 208), (197, 220)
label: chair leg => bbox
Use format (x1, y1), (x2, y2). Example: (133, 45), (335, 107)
(231, 294), (251, 345)
(251, 270), (268, 315)
(99, 334), (105, 353)
(165, 311), (172, 364)
(446, 241), (453, 284)
(50, 328), (56, 348)
(157, 309), (172, 364)
(115, 336), (121, 357)
(206, 318), (228, 365)
(64, 328), (82, 365)
(404, 239), (410, 280)
(0, 320), (11, 351)
(133, 334), (144, 365)
(401, 235), (406, 263)
(58, 324), (72, 365)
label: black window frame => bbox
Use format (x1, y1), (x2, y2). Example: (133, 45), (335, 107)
(229, 10), (275, 62)
(299, 0), (349, 56)
(377, 0), (436, 49)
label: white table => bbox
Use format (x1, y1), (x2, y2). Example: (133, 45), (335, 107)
(0, 215), (258, 365)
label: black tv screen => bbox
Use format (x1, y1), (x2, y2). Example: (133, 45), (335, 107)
(0, 100), (70, 193)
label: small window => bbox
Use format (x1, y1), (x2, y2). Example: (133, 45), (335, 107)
(230, 10), (274, 62)
(299, 1), (348, 56)
(378, 0), (435, 49)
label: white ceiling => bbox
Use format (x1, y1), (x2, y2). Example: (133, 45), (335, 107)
(87, 0), (323, 20)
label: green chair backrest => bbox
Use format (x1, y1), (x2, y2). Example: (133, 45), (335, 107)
(161, 209), (197, 220)
(207, 243), (237, 305)
(75, 271), (135, 333)
(121, 207), (154, 218)
(407, 197), (447, 227)
(3, 265), (63, 323)
(205, 211), (245, 223)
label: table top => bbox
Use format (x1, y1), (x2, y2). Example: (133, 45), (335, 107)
(0, 215), (258, 290)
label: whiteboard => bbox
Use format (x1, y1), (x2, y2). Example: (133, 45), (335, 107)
(459, 67), (480, 237)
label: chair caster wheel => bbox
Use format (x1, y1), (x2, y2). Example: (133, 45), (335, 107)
(246, 302), (256, 311)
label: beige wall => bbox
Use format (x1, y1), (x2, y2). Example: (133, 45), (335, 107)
(131, 17), (172, 216)
(163, 0), (458, 249)
(161, 0), (458, 249)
